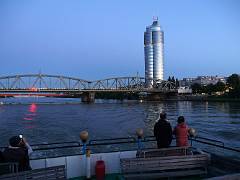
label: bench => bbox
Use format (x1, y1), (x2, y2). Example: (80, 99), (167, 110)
(137, 146), (192, 158)
(121, 147), (210, 179)
(0, 165), (66, 180)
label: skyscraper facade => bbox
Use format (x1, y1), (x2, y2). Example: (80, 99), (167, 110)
(144, 19), (164, 87)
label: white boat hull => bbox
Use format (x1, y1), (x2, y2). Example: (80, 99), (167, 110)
(30, 150), (137, 179)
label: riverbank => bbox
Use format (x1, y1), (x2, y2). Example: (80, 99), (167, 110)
(176, 95), (240, 102)
(95, 93), (240, 102)
(1, 94), (240, 103)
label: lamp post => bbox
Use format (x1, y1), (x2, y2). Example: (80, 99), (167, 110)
(136, 128), (144, 151)
(80, 131), (89, 155)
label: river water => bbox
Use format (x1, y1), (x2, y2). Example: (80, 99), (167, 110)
(0, 97), (239, 152)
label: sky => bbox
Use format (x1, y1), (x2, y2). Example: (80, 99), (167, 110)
(0, 0), (239, 80)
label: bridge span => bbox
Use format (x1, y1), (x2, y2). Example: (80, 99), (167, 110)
(0, 74), (177, 102)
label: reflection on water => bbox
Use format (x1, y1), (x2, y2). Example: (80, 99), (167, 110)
(0, 98), (239, 150)
(144, 103), (163, 135)
(23, 103), (37, 129)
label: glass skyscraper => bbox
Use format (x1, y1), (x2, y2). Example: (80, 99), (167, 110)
(144, 19), (164, 87)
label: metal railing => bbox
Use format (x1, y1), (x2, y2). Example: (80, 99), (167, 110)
(1, 136), (238, 154)
(0, 162), (18, 175)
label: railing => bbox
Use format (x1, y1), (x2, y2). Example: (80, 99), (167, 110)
(0, 162), (18, 175)
(1, 136), (239, 154)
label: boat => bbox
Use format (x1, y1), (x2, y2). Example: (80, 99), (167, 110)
(0, 134), (240, 179)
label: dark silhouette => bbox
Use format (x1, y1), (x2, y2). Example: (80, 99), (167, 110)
(154, 112), (173, 148)
(0, 150), (4, 162)
(227, 74), (240, 98)
(3, 135), (33, 171)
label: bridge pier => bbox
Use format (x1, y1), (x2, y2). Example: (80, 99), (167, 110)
(81, 92), (95, 103)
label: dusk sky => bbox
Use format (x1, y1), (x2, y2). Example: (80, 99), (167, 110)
(0, 0), (239, 80)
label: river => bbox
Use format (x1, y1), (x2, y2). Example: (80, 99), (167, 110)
(0, 97), (239, 151)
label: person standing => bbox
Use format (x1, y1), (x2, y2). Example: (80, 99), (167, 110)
(173, 116), (189, 147)
(154, 112), (173, 148)
(3, 135), (33, 171)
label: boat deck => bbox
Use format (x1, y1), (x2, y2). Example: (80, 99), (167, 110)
(0, 136), (240, 180)
(69, 173), (122, 180)
(70, 148), (240, 180)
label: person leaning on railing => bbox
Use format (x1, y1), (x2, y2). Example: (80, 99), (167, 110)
(154, 112), (173, 148)
(2, 135), (33, 171)
(173, 116), (190, 147)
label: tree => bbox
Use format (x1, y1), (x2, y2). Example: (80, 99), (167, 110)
(228, 85), (240, 98)
(168, 76), (171, 82)
(227, 74), (240, 98)
(191, 83), (202, 94)
(171, 76), (175, 83)
(227, 74), (240, 89)
(206, 84), (214, 95)
(215, 81), (226, 92)
(176, 78), (180, 87)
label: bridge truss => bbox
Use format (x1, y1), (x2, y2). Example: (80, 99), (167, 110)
(0, 74), (176, 92)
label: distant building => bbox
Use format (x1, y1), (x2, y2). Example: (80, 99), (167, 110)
(180, 76), (226, 87)
(178, 87), (192, 94)
(144, 18), (164, 87)
(193, 76), (226, 85)
(179, 78), (195, 87)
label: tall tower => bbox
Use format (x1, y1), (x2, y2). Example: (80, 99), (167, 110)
(144, 18), (164, 87)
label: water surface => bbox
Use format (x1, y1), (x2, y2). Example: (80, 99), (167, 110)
(0, 97), (239, 151)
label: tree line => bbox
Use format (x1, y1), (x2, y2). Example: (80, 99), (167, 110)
(191, 74), (240, 98)
(168, 76), (180, 87)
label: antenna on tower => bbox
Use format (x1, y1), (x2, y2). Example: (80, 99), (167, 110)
(153, 16), (158, 21)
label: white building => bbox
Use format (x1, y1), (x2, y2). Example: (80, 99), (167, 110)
(180, 76), (226, 87)
(178, 87), (193, 94)
(194, 76), (226, 85)
(144, 18), (164, 87)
